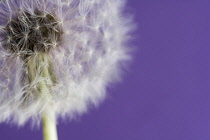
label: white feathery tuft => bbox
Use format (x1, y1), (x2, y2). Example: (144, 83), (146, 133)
(0, 0), (133, 126)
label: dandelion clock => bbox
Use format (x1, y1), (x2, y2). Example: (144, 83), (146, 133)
(0, 0), (133, 139)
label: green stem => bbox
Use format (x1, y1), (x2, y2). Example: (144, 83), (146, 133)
(42, 111), (58, 140)
(27, 52), (58, 140)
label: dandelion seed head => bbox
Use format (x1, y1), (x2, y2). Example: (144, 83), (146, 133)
(0, 0), (133, 126)
(2, 9), (62, 58)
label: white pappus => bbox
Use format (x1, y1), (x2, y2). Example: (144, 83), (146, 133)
(0, 0), (133, 126)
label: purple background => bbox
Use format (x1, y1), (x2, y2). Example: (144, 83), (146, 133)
(1, 0), (210, 140)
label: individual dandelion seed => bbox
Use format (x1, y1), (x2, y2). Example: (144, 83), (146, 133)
(0, 0), (133, 140)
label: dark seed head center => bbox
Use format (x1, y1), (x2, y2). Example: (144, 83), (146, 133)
(2, 10), (62, 57)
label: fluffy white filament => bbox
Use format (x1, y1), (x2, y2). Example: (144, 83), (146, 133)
(0, 0), (133, 126)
